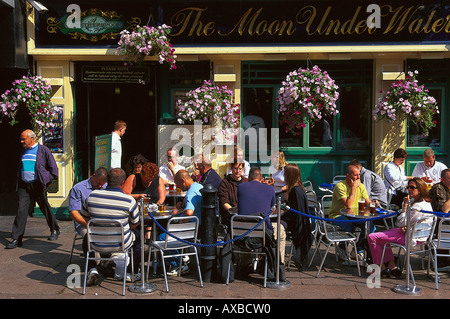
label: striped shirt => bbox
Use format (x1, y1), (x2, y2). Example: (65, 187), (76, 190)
(82, 186), (139, 251)
(21, 143), (38, 183)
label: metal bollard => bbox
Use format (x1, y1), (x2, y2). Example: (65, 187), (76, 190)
(199, 184), (218, 282)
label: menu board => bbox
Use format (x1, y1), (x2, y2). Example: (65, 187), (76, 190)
(94, 134), (112, 170)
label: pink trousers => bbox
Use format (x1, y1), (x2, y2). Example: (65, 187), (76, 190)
(367, 228), (405, 265)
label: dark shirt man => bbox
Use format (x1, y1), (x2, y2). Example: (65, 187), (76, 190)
(198, 156), (222, 190)
(430, 168), (450, 214)
(7, 130), (60, 249)
(237, 167), (276, 231)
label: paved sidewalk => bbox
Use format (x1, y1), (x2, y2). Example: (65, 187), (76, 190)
(0, 215), (449, 301)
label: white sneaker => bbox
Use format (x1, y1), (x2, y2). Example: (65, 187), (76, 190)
(167, 264), (189, 276)
(87, 268), (99, 286)
(114, 273), (133, 282)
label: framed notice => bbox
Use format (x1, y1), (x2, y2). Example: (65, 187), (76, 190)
(94, 134), (112, 170)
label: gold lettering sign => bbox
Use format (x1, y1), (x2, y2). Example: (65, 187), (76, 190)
(169, 5), (450, 38)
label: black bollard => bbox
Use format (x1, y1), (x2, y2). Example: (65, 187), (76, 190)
(199, 184), (218, 282)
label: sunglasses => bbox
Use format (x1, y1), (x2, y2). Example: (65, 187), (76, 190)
(407, 186), (418, 190)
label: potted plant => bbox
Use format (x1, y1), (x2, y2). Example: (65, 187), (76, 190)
(372, 70), (439, 136)
(276, 65), (339, 136)
(0, 75), (62, 134)
(116, 24), (177, 69)
(176, 80), (240, 135)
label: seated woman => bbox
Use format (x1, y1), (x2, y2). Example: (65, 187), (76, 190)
(124, 162), (166, 240)
(367, 177), (434, 278)
(124, 154), (148, 177)
(282, 163), (312, 270)
(267, 151), (288, 194)
(218, 161), (248, 227)
(123, 162), (166, 204)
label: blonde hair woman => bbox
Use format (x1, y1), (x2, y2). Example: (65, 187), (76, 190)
(268, 150), (288, 189)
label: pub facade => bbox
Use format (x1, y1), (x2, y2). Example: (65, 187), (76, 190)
(2, 0), (450, 216)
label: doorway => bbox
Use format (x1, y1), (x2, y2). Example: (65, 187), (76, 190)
(75, 62), (157, 179)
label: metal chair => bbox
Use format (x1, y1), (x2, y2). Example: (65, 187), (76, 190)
(69, 231), (83, 264)
(380, 215), (437, 287)
(320, 194), (333, 218)
(430, 217), (450, 289)
(226, 214), (268, 287)
(308, 208), (361, 277)
(332, 175), (346, 184)
(149, 216), (203, 292)
(82, 219), (134, 296)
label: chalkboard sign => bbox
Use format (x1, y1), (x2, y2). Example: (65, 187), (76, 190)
(94, 134), (112, 170)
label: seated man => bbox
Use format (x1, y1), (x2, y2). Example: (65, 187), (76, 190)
(81, 168), (140, 285)
(237, 167), (287, 279)
(68, 167), (108, 238)
(350, 159), (388, 209)
(329, 164), (375, 260)
(159, 147), (185, 186)
(430, 168), (450, 268)
(430, 168), (450, 214)
(412, 148), (448, 184)
(198, 155), (222, 190)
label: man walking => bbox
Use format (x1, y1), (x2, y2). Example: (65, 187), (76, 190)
(6, 129), (60, 249)
(111, 120), (127, 169)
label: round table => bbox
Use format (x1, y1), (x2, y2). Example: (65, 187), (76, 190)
(165, 189), (186, 205)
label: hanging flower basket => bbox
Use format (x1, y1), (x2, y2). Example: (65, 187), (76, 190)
(176, 80), (240, 132)
(0, 75), (62, 134)
(116, 24), (177, 69)
(372, 70), (439, 136)
(276, 65), (339, 136)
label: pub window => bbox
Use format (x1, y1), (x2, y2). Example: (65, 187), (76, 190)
(407, 87), (443, 147)
(406, 59), (448, 149)
(242, 60), (372, 151)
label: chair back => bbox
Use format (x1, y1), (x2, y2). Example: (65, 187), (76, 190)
(303, 180), (314, 192)
(163, 216), (199, 249)
(410, 215), (437, 246)
(320, 194), (333, 218)
(332, 175), (346, 184)
(435, 217), (450, 249)
(231, 215), (266, 246)
(86, 219), (126, 254)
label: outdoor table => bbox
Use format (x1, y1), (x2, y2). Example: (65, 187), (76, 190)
(340, 206), (395, 236)
(144, 204), (177, 275)
(165, 189), (187, 205)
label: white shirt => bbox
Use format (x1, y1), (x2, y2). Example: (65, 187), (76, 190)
(159, 163), (185, 183)
(384, 161), (407, 194)
(269, 165), (286, 187)
(396, 200), (434, 245)
(412, 161), (447, 183)
(111, 132), (122, 169)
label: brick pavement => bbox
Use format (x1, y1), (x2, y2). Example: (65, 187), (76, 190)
(0, 215), (449, 302)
